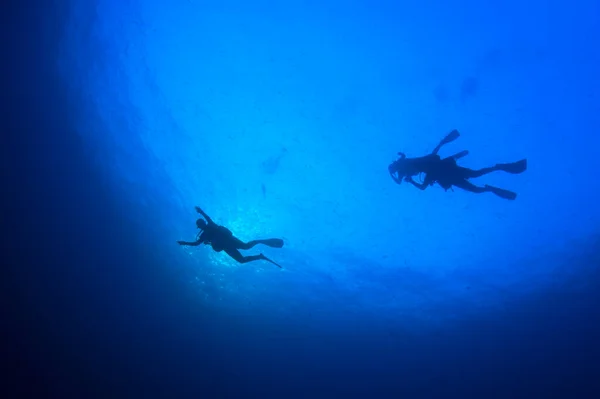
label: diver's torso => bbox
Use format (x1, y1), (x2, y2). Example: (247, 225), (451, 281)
(424, 157), (458, 190)
(205, 224), (233, 251)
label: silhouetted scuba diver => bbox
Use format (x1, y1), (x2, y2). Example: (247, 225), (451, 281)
(177, 206), (284, 268)
(388, 129), (527, 200)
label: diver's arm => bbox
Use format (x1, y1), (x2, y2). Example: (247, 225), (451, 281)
(388, 163), (403, 184)
(389, 171), (402, 184)
(404, 176), (427, 190)
(195, 206), (214, 224)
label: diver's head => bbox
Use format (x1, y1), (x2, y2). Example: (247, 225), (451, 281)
(196, 218), (207, 230)
(389, 152), (407, 173)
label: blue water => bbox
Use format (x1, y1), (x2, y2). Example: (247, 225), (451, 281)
(5, 0), (600, 397)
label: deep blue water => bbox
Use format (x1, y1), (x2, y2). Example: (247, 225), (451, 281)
(4, 0), (600, 397)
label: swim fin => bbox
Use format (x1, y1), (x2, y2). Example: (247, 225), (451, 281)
(497, 159), (527, 174)
(485, 185), (517, 200)
(450, 150), (469, 160)
(262, 238), (284, 248)
(433, 129), (461, 154)
(441, 129), (460, 146)
(261, 254), (282, 268)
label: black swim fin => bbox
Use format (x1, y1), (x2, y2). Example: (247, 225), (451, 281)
(441, 129), (460, 145)
(262, 238), (284, 248)
(450, 150), (469, 160)
(497, 159), (527, 174)
(433, 129), (460, 154)
(261, 254), (282, 268)
(485, 185), (517, 200)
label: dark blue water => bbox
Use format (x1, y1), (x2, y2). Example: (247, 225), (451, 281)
(4, 0), (600, 397)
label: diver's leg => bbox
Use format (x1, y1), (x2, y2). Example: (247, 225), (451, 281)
(463, 166), (499, 178)
(237, 238), (284, 250)
(454, 179), (517, 200)
(450, 150), (469, 160)
(230, 237), (259, 250)
(225, 248), (263, 263)
(432, 129), (460, 155)
(465, 159), (528, 178)
(231, 237), (251, 249)
(452, 179), (489, 194)
(224, 248), (282, 268)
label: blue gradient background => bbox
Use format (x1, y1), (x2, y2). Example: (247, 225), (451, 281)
(4, 0), (600, 397)
(60, 0), (600, 320)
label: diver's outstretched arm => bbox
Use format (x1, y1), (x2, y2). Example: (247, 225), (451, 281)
(404, 176), (427, 190)
(195, 206), (214, 224)
(177, 239), (202, 246)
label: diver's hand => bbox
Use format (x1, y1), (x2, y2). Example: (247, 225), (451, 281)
(177, 240), (186, 245)
(195, 206), (202, 213)
(389, 169), (402, 184)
